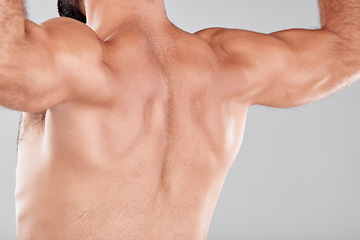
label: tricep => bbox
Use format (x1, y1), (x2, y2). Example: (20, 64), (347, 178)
(199, 27), (360, 108)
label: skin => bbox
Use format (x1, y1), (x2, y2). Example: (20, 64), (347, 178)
(0, 0), (358, 239)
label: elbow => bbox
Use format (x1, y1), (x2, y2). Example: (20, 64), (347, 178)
(321, 30), (360, 88)
(324, 28), (360, 68)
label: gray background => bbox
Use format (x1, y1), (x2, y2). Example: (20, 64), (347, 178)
(1, 0), (359, 239)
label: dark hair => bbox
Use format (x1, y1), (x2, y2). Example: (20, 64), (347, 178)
(57, 0), (87, 24)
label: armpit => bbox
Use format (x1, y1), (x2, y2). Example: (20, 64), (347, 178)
(18, 110), (47, 144)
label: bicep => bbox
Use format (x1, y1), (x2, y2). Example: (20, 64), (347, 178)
(0, 18), (110, 112)
(207, 28), (358, 108)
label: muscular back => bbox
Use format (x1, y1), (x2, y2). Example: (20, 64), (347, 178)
(6, 0), (360, 238)
(16, 19), (247, 239)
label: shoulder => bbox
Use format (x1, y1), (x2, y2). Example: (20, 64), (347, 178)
(39, 17), (98, 38)
(23, 17), (105, 73)
(194, 27), (224, 40)
(194, 27), (248, 45)
(25, 17), (113, 105)
(33, 17), (103, 57)
(194, 27), (277, 54)
(193, 27), (288, 104)
(194, 27), (233, 50)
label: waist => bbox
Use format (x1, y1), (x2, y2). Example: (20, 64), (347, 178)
(15, 158), (222, 240)
(15, 174), (214, 240)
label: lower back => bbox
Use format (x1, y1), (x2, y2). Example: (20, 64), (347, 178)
(15, 102), (227, 240)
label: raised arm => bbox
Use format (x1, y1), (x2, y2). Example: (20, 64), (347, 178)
(195, 0), (360, 108)
(0, 0), (112, 112)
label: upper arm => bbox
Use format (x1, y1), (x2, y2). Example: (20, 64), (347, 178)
(0, 17), (112, 112)
(196, 27), (360, 108)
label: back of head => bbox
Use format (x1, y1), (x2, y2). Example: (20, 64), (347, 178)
(57, 0), (87, 23)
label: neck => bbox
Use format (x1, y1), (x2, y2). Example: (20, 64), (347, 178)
(84, 0), (171, 40)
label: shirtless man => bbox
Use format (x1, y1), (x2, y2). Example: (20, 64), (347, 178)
(0, 0), (358, 239)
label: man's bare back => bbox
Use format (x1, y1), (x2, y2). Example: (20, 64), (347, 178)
(16, 17), (247, 239)
(1, 0), (359, 239)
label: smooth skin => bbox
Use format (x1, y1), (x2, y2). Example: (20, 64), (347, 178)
(0, 0), (359, 239)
